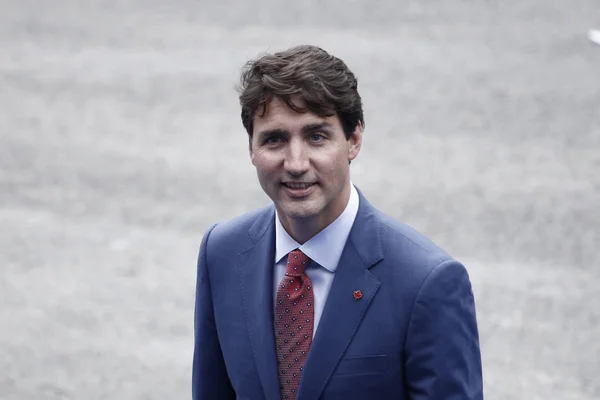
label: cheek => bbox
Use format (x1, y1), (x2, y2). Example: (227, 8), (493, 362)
(315, 151), (349, 178)
(254, 156), (279, 179)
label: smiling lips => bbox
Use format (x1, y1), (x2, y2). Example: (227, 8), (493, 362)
(282, 182), (316, 197)
(283, 182), (315, 189)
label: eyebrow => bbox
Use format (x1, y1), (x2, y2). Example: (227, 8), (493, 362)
(302, 122), (332, 133)
(257, 122), (332, 138)
(258, 128), (288, 138)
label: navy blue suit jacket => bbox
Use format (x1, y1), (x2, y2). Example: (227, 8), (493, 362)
(193, 189), (483, 399)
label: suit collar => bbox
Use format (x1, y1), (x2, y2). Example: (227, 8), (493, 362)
(247, 204), (276, 246)
(345, 186), (384, 268)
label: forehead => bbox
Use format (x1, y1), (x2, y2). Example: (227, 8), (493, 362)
(253, 97), (338, 133)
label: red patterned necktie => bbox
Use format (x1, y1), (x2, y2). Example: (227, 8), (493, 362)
(274, 249), (315, 399)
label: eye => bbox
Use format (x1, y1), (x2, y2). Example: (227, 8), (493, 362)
(264, 135), (283, 144)
(309, 133), (325, 142)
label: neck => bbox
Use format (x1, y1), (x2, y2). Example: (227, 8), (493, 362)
(284, 218), (323, 245)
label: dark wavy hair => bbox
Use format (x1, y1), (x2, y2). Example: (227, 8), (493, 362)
(238, 45), (365, 139)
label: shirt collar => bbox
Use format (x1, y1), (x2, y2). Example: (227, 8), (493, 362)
(275, 183), (360, 272)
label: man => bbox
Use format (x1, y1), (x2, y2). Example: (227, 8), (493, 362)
(193, 45), (483, 399)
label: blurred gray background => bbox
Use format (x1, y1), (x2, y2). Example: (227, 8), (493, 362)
(1, 0), (599, 399)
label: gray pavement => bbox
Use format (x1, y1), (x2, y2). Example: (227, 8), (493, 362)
(1, 1), (599, 399)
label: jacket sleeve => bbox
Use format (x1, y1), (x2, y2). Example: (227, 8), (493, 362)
(192, 224), (236, 400)
(404, 259), (484, 399)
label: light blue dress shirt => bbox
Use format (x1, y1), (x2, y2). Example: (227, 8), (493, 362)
(273, 183), (360, 337)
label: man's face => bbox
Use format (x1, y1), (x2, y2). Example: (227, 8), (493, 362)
(250, 96), (362, 235)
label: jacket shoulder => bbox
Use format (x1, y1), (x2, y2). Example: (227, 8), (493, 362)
(203, 204), (274, 251)
(375, 209), (454, 270)
(367, 209), (468, 311)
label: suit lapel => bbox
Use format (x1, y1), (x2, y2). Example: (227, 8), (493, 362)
(297, 190), (384, 400)
(237, 206), (281, 400)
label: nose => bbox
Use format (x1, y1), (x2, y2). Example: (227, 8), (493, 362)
(284, 140), (309, 176)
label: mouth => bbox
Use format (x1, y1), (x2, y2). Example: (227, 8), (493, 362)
(281, 182), (316, 197)
(283, 182), (315, 189)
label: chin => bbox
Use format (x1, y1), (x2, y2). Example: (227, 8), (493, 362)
(280, 203), (321, 221)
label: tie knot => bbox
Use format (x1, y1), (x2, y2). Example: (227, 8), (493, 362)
(285, 249), (310, 277)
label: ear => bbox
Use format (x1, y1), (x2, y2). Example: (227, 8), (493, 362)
(347, 124), (363, 162)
